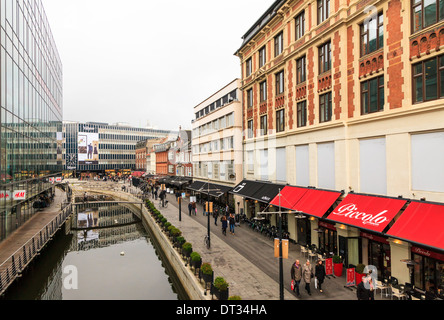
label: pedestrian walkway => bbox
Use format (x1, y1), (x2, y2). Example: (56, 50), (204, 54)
(153, 191), (385, 301)
(0, 187), (67, 273)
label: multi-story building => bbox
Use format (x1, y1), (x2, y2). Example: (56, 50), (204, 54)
(153, 136), (176, 176)
(189, 79), (243, 212)
(135, 138), (164, 173)
(63, 121), (173, 177)
(234, 0), (444, 292)
(0, 0), (63, 241)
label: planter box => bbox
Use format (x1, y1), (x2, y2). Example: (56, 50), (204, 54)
(212, 286), (229, 300)
(334, 263), (343, 277)
(356, 273), (365, 285)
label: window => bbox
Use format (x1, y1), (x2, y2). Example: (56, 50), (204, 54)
(276, 70), (285, 95)
(259, 46), (266, 68)
(413, 55), (444, 103)
(361, 76), (384, 114)
(247, 120), (254, 138)
(276, 109), (285, 132)
(317, 0), (330, 24)
(296, 56), (306, 84)
(412, 0), (444, 33)
(295, 11), (305, 40)
(260, 80), (267, 102)
(274, 32), (284, 57)
(246, 58), (252, 77)
(360, 12), (384, 56)
(297, 100), (307, 127)
(319, 41), (331, 74)
(260, 114), (268, 136)
(247, 88), (253, 108)
(319, 92), (332, 123)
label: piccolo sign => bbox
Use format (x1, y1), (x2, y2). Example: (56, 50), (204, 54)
(326, 194), (407, 233)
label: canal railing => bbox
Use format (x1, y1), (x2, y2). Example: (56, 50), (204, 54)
(0, 202), (74, 296)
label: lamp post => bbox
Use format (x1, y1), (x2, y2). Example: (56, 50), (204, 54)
(278, 188), (284, 301)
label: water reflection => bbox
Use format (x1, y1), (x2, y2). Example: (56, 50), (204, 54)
(2, 204), (185, 300)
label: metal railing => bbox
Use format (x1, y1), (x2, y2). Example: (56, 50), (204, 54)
(0, 202), (74, 296)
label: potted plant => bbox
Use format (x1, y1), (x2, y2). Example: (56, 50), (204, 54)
(228, 296), (242, 300)
(333, 255), (343, 277)
(355, 263), (366, 285)
(175, 236), (186, 249)
(182, 242), (193, 258)
(164, 222), (171, 232)
(171, 228), (182, 242)
(201, 263), (213, 284)
(190, 252), (202, 270)
(212, 277), (229, 300)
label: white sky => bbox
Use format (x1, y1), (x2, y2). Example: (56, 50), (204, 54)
(41, 0), (274, 131)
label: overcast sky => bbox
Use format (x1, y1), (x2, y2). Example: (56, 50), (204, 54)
(41, 0), (274, 131)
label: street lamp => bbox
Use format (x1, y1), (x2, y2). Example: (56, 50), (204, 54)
(199, 178), (220, 249)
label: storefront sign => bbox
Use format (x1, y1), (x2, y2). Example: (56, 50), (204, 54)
(49, 177), (55, 184)
(13, 190), (26, 200)
(412, 246), (444, 262)
(319, 221), (337, 231)
(327, 194), (406, 233)
(346, 268), (356, 287)
(55, 177), (62, 183)
(360, 232), (389, 244)
(0, 191), (11, 200)
(325, 258), (333, 276)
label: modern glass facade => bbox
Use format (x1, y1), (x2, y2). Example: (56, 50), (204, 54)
(63, 121), (175, 175)
(0, 0), (63, 241)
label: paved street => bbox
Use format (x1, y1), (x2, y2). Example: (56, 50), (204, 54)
(146, 187), (391, 301)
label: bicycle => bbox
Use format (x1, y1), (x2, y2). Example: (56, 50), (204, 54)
(159, 199), (169, 208)
(204, 234), (210, 249)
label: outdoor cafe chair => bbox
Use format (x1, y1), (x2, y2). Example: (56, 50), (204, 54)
(376, 280), (390, 298)
(391, 286), (408, 300)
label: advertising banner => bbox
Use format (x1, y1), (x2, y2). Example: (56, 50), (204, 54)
(0, 191), (11, 200)
(346, 268), (356, 287)
(274, 239), (289, 259)
(78, 132), (99, 165)
(13, 190), (26, 200)
(325, 258), (333, 276)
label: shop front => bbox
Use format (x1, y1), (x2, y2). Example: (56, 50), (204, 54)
(317, 221), (338, 257)
(411, 246), (444, 298)
(361, 232), (391, 281)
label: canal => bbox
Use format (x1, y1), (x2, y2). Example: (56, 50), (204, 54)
(1, 203), (188, 300)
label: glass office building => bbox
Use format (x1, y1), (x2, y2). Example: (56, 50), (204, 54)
(0, 0), (63, 241)
(63, 121), (175, 177)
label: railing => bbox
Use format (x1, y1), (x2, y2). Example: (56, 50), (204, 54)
(0, 202), (74, 296)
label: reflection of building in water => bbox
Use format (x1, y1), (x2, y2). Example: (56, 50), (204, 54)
(75, 204), (140, 230)
(73, 204), (144, 251)
(74, 224), (145, 251)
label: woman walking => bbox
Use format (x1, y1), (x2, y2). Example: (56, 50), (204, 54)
(302, 260), (313, 296)
(315, 259), (326, 293)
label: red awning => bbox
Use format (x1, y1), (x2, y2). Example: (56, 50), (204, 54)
(269, 186), (308, 210)
(386, 201), (444, 251)
(292, 189), (342, 218)
(325, 194), (407, 233)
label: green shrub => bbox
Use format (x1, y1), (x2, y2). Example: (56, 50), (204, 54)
(333, 255), (342, 264)
(228, 296), (242, 300)
(182, 242), (192, 253)
(214, 277), (229, 291)
(356, 263), (366, 274)
(201, 263), (212, 275)
(190, 252), (201, 262)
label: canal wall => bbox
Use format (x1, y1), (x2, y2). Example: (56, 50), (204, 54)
(90, 188), (209, 300)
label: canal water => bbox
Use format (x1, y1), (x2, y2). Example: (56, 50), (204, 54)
(2, 203), (187, 300)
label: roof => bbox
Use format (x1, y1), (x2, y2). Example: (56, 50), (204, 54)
(234, 0), (287, 56)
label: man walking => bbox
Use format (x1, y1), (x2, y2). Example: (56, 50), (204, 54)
(291, 259), (302, 297)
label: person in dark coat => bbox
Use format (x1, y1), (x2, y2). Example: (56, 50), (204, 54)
(188, 202), (193, 216)
(315, 259), (326, 293)
(291, 259), (302, 297)
(221, 215), (228, 236)
(357, 277), (371, 300)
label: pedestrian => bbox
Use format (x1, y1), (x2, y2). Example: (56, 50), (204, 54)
(302, 260), (313, 296)
(192, 202), (197, 215)
(83, 192), (87, 202)
(229, 213), (235, 235)
(221, 215), (228, 236)
(367, 271), (375, 300)
(188, 202), (193, 216)
(315, 259), (326, 293)
(213, 210), (219, 226)
(357, 277), (371, 300)
(290, 259), (302, 297)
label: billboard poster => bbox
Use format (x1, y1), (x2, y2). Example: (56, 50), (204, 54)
(346, 268), (356, 287)
(325, 258), (333, 276)
(78, 132), (99, 165)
